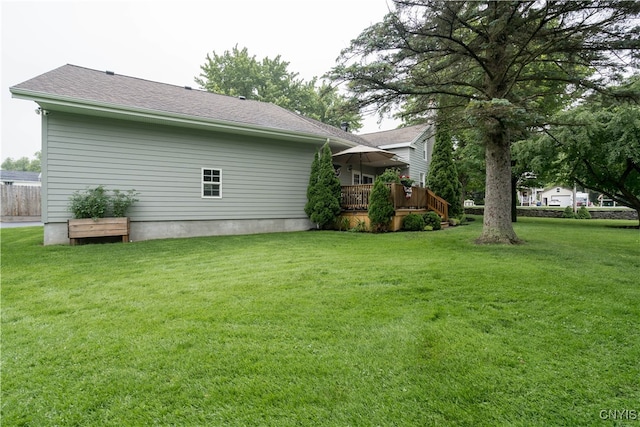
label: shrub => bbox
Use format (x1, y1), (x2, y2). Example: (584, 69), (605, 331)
(423, 211), (442, 230)
(576, 206), (592, 219)
(562, 206), (576, 219)
(402, 213), (425, 231)
(368, 177), (395, 232)
(69, 186), (138, 219)
(349, 219), (368, 233)
(377, 168), (401, 184)
(306, 144), (341, 229)
(111, 189), (139, 218)
(335, 216), (351, 231)
(69, 186), (111, 219)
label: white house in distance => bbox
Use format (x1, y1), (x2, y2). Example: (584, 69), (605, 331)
(519, 186), (590, 207)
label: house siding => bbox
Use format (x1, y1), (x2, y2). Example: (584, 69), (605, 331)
(408, 143), (426, 185)
(44, 112), (317, 226)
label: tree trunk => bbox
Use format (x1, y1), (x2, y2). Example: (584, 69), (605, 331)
(511, 174), (518, 223)
(477, 130), (520, 244)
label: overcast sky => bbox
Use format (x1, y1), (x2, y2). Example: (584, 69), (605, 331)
(1, 0), (398, 162)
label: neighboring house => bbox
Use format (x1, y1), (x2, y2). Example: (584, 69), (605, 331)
(538, 187), (575, 207)
(359, 124), (434, 187)
(10, 64), (372, 245)
(517, 186), (544, 206)
(0, 170), (42, 221)
(0, 170), (41, 186)
(518, 186), (591, 207)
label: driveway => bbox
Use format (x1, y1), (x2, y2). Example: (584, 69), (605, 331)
(0, 221), (43, 228)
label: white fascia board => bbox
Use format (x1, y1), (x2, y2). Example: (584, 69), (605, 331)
(11, 89), (357, 148)
(379, 142), (412, 150)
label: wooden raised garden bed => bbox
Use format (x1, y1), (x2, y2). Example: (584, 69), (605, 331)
(68, 217), (130, 245)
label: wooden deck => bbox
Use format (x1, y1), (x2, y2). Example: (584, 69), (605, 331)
(338, 184), (450, 232)
(340, 184), (449, 220)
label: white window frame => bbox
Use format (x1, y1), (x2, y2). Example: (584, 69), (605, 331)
(353, 171), (374, 185)
(202, 168), (222, 198)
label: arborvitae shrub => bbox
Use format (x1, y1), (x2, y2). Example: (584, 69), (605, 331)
(368, 177), (395, 232)
(427, 118), (463, 218)
(306, 143), (341, 228)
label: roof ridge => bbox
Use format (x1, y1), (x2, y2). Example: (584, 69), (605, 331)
(63, 63), (261, 103)
(359, 123), (428, 137)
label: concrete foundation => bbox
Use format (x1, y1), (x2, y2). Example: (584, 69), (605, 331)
(44, 218), (314, 245)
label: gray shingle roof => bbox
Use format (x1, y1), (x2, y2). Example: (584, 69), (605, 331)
(10, 64), (368, 146)
(0, 170), (41, 182)
(360, 124), (430, 147)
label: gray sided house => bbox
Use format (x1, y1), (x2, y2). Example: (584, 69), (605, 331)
(360, 124), (434, 187)
(10, 64), (368, 245)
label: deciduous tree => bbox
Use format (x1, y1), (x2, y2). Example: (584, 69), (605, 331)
(196, 46), (362, 130)
(1, 151), (41, 172)
(520, 79), (640, 225)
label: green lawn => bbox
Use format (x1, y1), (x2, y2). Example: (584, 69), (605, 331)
(2, 218), (639, 426)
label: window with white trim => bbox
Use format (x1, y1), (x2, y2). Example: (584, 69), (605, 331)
(353, 172), (374, 185)
(202, 168), (222, 198)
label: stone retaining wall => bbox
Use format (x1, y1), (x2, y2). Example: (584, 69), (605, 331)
(465, 207), (638, 221)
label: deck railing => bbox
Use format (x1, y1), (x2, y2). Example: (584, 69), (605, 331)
(340, 184), (449, 220)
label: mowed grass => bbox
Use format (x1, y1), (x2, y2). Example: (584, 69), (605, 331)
(1, 217), (639, 426)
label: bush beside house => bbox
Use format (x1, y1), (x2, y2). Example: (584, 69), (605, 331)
(69, 186), (138, 219)
(424, 211), (442, 230)
(305, 143), (341, 229)
(402, 213), (425, 231)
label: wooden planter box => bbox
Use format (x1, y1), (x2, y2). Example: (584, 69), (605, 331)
(68, 217), (130, 245)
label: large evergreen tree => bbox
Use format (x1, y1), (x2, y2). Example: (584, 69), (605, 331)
(427, 116), (463, 218)
(330, 1), (640, 243)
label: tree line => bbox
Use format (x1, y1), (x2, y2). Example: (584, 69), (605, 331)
(1, 151), (41, 172)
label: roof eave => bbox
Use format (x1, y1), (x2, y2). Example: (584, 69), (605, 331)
(379, 142), (412, 150)
(10, 88), (357, 148)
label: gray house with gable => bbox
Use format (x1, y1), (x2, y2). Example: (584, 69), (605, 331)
(11, 65), (374, 245)
(11, 65), (443, 244)
(360, 124), (434, 187)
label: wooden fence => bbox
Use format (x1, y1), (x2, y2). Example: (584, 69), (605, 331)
(1, 185), (41, 219)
